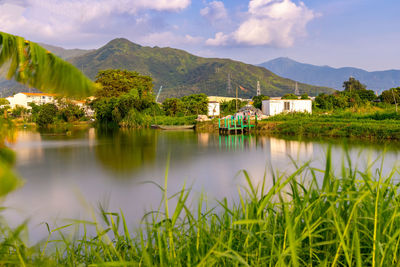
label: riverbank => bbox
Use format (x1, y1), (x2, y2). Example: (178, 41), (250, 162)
(197, 111), (400, 140)
(2, 151), (400, 266)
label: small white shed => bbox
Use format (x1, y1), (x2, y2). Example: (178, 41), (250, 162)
(208, 101), (220, 116)
(262, 99), (312, 116)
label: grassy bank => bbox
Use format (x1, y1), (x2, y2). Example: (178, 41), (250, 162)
(2, 150), (400, 266)
(197, 110), (400, 140)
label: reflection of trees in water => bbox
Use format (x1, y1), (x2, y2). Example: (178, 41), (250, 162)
(95, 128), (157, 175)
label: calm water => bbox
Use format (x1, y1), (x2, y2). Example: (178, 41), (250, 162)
(4, 128), (400, 241)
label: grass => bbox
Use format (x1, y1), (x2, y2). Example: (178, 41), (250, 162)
(258, 110), (400, 140)
(1, 149), (400, 265)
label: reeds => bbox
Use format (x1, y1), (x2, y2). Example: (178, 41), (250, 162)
(1, 149), (400, 266)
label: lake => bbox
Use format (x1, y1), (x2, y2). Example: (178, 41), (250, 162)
(4, 128), (400, 242)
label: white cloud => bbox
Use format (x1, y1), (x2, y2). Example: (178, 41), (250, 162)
(206, 0), (316, 47)
(200, 1), (228, 23)
(139, 32), (203, 47)
(0, 0), (191, 44)
(206, 32), (230, 46)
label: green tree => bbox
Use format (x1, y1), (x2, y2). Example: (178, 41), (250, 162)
(11, 105), (28, 118)
(281, 93), (298, 99)
(343, 77), (366, 92)
(36, 103), (58, 127)
(252, 95), (270, 109)
(221, 99), (248, 114)
(0, 98), (9, 106)
(181, 94), (208, 115)
(57, 101), (85, 122)
(95, 69), (153, 98)
(380, 88), (400, 104)
(162, 98), (184, 116)
(300, 93), (309, 100)
(92, 97), (118, 123)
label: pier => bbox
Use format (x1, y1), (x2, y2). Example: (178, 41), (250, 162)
(218, 115), (256, 135)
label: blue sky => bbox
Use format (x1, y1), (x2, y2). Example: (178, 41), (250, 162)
(0, 0), (399, 71)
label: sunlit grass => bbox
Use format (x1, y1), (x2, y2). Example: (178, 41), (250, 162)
(1, 149), (400, 266)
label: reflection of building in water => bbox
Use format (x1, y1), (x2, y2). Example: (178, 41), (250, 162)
(269, 137), (313, 160)
(198, 133), (210, 147)
(88, 128), (96, 148)
(13, 131), (44, 164)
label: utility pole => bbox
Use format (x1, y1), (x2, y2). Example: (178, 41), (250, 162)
(236, 86), (238, 113)
(257, 81), (261, 96)
(294, 82), (299, 95)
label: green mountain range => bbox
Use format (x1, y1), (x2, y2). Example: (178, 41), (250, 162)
(1, 38), (333, 99)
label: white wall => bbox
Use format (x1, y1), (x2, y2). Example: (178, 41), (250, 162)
(6, 93), (56, 109)
(262, 100), (312, 116)
(208, 102), (220, 116)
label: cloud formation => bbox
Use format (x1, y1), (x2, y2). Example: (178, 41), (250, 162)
(0, 0), (191, 44)
(206, 0), (316, 47)
(200, 1), (228, 23)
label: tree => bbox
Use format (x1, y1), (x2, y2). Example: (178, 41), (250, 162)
(0, 98), (9, 106)
(380, 87), (400, 104)
(36, 103), (58, 127)
(12, 105), (28, 118)
(343, 77), (366, 92)
(281, 93), (298, 100)
(162, 98), (184, 116)
(181, 94), (208, 115)
(57, 101), (85, 122)
(300, 93), (309, 100)
(252, 95), (270, 109)
(95, 69), (153, 98)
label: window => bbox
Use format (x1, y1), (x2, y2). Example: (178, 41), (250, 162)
(284, 102), (290, 111)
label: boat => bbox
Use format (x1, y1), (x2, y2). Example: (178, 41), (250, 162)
(151, 125), (195, 130)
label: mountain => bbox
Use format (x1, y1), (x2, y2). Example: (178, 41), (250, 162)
(0, 39), (333, 98)
(39, 43), (93, 60)
(68, 38), (332, 100)
(260, 57), (400, 92)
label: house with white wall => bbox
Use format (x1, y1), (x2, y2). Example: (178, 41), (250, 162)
(208, 101), (220, 116)
(6, 92), (57, 109)
(262, 99), (312, 116)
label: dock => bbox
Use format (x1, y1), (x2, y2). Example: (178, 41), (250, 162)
(218, 115), (256, 135)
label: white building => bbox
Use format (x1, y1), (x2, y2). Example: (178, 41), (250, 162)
(262, 99), (312, 116)
(208, 101), (220, 116)
(6, 92), (57, 109)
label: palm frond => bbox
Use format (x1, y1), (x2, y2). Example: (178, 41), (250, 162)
(0, 31), (96, 97)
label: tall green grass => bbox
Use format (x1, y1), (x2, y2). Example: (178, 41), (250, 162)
(1, 150), (400, 266)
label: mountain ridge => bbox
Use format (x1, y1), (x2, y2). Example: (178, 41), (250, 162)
(0, 39), (333, 98)
(260, 57), (400, 92)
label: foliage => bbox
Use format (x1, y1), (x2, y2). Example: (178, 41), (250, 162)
(2, 153), (400, 265)
(181, 93), (208, 115)
(11, 105), (28, 118)
(252, 95), (270, 109)
(0, 98), (9, 105)
(0, 31), (96, 97)
(92, 97), (118, 123)
(281, 93), (298, 99)
(221, 99), (248, 114)
(36, 103), (58, 127)
(95, 69), (153, 98)
(162, 98), (184, 116)
(343, 76), (366, 91)
(380, 87), (400, 104)
(68, 38), (334, 100)
(57, 100), (85, 122)
(300, 93), (309, 99)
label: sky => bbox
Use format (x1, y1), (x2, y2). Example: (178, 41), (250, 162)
(0, 0), (399, 71)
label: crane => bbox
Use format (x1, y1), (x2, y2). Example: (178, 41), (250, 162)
(156, 86), (163, 103)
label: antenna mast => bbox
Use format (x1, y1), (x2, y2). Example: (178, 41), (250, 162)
(294, 82), (299, 95)
(257, 81), (261, 96)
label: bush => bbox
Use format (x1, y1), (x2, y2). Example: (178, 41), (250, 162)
(37, 103), (58, 127)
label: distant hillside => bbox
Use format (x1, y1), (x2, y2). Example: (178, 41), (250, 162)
(0, 39), (333, 98)
(68, 38), (332, 100)
(39, 43), (93, 60)
(260, 57), (400, 92)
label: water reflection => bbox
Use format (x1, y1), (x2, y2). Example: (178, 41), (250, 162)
(95, 128), (157, 174)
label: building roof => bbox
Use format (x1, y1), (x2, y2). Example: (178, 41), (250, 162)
(20, 92), (57, 97)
